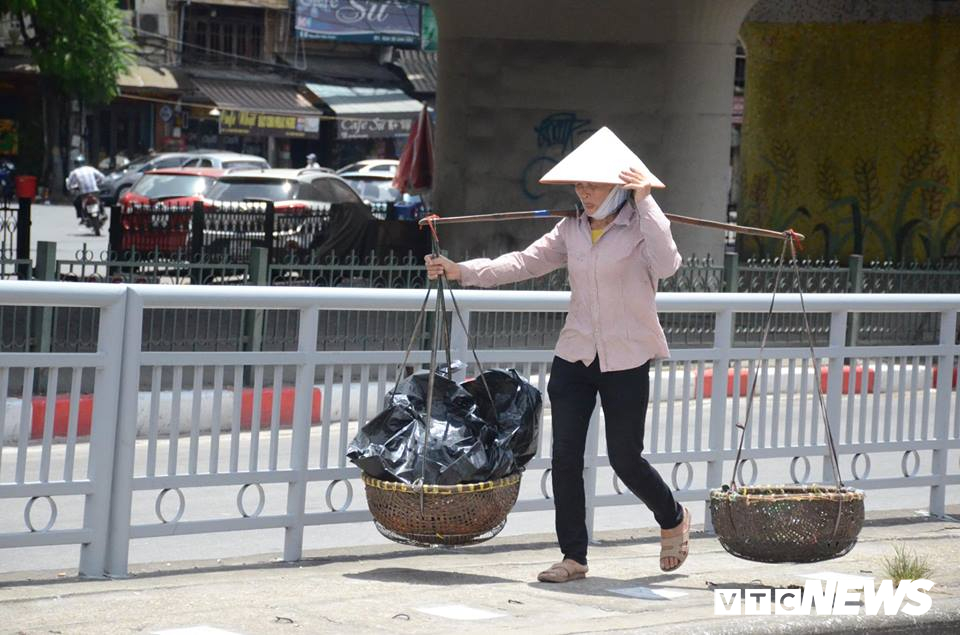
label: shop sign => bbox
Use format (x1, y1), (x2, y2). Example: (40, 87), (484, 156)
(421, 5), (437, 51)
(220, 109), (321, 138)
(295, 0), (421, 46)
(338, 115), (413, 139)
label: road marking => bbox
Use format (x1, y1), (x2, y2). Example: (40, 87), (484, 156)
(416, 604), (507, 620)
(610, 586), (688, 600)
(152, 627), (244, 635)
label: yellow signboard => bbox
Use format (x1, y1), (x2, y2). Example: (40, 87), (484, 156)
(219, 109), (320, 138)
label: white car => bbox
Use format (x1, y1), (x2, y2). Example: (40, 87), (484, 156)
(336, 159), (398, 179)
(181, 152), (270, 170)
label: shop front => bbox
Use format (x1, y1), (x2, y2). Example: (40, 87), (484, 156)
(189, 76), (322, 167)
(304, 83), (421, 169)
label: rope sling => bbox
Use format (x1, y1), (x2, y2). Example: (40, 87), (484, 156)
(361, 220), (523, 547)
(710, 233), (865, 563)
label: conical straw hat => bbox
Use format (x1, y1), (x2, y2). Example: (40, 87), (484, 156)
(539, 126), (665, 188)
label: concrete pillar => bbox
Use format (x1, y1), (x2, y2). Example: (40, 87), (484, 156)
(430, 0), (755, 260)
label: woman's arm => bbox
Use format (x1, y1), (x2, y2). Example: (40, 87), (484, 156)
(633, 193), (682, 280)
(425, 220), (568, 288)
(619, 167), (682, 281)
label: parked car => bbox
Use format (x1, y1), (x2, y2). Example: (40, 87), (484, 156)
(99, 151), (268, 205)
(336, 159), (398, 179)
(203, 168), (371, 261)
(205, 168), (362, 205)
(338, 169), (425, 220)
(339, 173), (400, 204)
(99, 152), (193, 205)
(180, 152), (270, 171)
(118, 167), (226, 256)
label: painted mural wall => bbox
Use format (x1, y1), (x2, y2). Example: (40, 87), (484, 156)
(738, 18), (960, 263)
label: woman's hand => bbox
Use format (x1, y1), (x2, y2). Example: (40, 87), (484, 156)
(619, 167), (652, 201)
(424, 254), (462, 281)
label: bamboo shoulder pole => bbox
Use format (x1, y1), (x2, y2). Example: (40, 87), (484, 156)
(418, 209), (804, 241)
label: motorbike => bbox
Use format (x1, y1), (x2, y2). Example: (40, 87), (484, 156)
(0, 159), (15, 204)
(78, 192), (107, 236)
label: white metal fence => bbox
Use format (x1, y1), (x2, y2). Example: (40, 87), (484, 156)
(1, 281), (958, 578)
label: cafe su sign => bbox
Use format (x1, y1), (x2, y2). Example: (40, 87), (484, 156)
(305, 1), (409, 24)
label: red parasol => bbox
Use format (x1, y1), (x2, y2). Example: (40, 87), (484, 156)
(393, 104), (433, 194)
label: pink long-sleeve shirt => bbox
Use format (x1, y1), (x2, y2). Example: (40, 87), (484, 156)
(458, 194), (682, 372)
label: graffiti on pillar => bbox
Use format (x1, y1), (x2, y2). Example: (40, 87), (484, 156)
(521, 113), (593, 200)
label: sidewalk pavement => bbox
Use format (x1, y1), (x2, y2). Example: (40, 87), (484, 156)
(2, 508), (958, 634)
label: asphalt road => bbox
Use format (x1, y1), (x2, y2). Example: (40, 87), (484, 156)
(27, 202), (109, 262)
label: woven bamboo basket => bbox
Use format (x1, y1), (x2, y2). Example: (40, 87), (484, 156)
(710, 484), (865, 563)
(362, 472), (522, 547)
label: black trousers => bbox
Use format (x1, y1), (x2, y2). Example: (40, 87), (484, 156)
(547, 355), (684, 565)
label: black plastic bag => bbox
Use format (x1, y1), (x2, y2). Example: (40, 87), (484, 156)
(347, 368), (541, 484)
(463, 369), (541, 470)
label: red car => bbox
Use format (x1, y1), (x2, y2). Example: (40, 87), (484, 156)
(119, 167), (225, 255)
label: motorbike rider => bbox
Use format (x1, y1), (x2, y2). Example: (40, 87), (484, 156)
(304, 152), (320, 169)
(65, 155), (105, 220)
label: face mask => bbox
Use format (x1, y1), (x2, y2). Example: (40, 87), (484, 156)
(584, 185), (628, 220)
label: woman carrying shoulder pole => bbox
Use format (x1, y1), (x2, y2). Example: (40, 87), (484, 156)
(424, 127), (690, 583)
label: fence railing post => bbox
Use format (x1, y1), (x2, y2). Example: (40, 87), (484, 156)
(929, 309), (957, 517)
(283, 304), (319, 561)
(264, 202), (276, 265)
(847, 254), (863, 347)
(449, 298), (469, 384)
(704, 308), (733, 533)
(724, 252), (739, 293)
(82, 289), (130, 578)
(32, 241), (57, 355)
(244, 246), (268, 356)
(16, 195), (31, 280)
(823, 310), (848, 483)
(190, 201), (206, 285)
(584, 405), (601, 544)
(108, 204), (123, 277)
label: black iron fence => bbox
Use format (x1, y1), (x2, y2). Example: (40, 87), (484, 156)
(0, 196), (32, 280)
(6, 198), (960, 357)
(110, 200), (338, 266)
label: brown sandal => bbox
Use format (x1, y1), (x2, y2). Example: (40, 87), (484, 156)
(660, 507), (690, 572)
(537, 559), (588, 583)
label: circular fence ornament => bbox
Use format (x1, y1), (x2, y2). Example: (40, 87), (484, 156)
(851, 453), (871, 481)
(324, 479), (354, 513)
(901, 450), (920, 478)
(790, 456), (812, 484)
(155, 488), (186, 524)
(24, 496), (58, 533)
(540, 469), (553, 499)
(236, 483), (265, 518)
(736, 458), (758, 486)
(671, 461), (694, 491)
(612, 473), (625, 495)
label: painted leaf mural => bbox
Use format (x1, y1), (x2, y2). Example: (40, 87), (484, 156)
(739, 20), (960, 263)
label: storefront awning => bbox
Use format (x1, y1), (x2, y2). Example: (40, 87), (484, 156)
(193, 78), (321, 138)
(393, 50), (437, 96)
(189, 0), (288, 8)
(304, 83), (422, 139)
(118, 65), (183, 92)
(279, 54), (406, 89)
